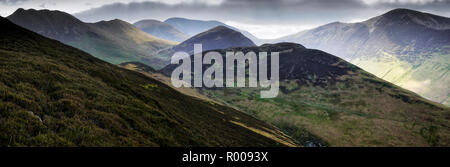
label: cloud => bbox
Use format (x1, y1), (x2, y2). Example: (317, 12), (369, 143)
(71, 0), (450, 38)
(373, 0), (450, 10)
(0, 0), (28, 5)
(3, 0), (449, 38)
(75, 0), (373, 24)
(225, 20), (317, 39)
(75, 0), (450, 23)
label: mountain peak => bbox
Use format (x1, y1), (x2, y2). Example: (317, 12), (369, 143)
(260, 42), (306, 50)
(164, 17), (230, 36)
(98, 19), (129, 25)
(209, 25), (231, 30)
(134, 19), (171, 29)
(176, 25), (256, 51)
(200, 26), (237, 36)
(7, 9), (176, 69)
(9, 8), (82, 23)
(163, 24), (256, 56)
(133, 19), (188, 42)
(7, 8), (86, 42)
(163, 17), (260, 44)
(134, 19), (163, 25)
(164, 17), (187, 22)
(385, 8), (422, 16)
(91, 19), (138, 32)
(375, 8), (450, 30)
(204, 25), (237, 34)
(380, 8), (431, 21)
(12, 8), (26, 14)
(165, 17), (221, 24)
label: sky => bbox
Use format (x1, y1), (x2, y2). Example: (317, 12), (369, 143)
(1, 0), (450, 39)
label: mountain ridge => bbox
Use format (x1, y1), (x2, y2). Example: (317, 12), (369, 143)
(274, 8), (450, 106)
(164, 17), (261, 44)
(0, 16), (297, 147)
(134, 19), (189, 42)
(159, 42), (450, 146)
(155, 26), (257, 67)
(172, 25), (256, 54)
(7, 8), (177, 69)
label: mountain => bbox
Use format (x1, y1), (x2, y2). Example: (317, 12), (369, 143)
(164, 17), (261, 44)
(156, 26), (257, 66)
(160, 42), (450, 146)
(7, 8), (177, 69)
(134, 19), (189, 42)
(275, 8), (450, 106)
(172, 26), (256, 54)
(0, 17), (298, 147)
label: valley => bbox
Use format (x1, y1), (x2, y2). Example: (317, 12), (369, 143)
(1, 5), (449, 147)
(273, 9), (450, 106)
(0, 17), (297, 147)
(157, 43), (450, 146)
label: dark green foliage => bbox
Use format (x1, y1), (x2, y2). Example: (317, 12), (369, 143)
(420, 125), (440, 146)
(275, 121), (328, 147)
(0, 18), (293, 147)
(160, 42), (450, 146)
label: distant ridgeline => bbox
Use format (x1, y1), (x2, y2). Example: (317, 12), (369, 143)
(7, 8), (177, 70)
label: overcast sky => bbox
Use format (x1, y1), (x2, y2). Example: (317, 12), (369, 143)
(1, 0), (450, 39)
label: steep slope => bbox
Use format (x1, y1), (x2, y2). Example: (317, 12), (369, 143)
(134, 19), (189, 42)
(7, 8), (177, 69)
(160, 43), (450, 146)
(164, 17), (260, 44)
(120, 62), (157, 73)
(156, 26), (256, 66)
(0, 17), (297, 147)
(275, 8), (450, 106)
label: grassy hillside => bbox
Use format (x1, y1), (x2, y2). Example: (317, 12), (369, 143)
(0, 17), (297, 147)
(274, 9), (450, 106)
(134, 19), (189, 42)
(7, 8), (177, 70)
(160, 43), (450, 146)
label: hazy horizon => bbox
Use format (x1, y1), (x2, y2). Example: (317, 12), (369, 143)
(2, 0), (450, 39)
